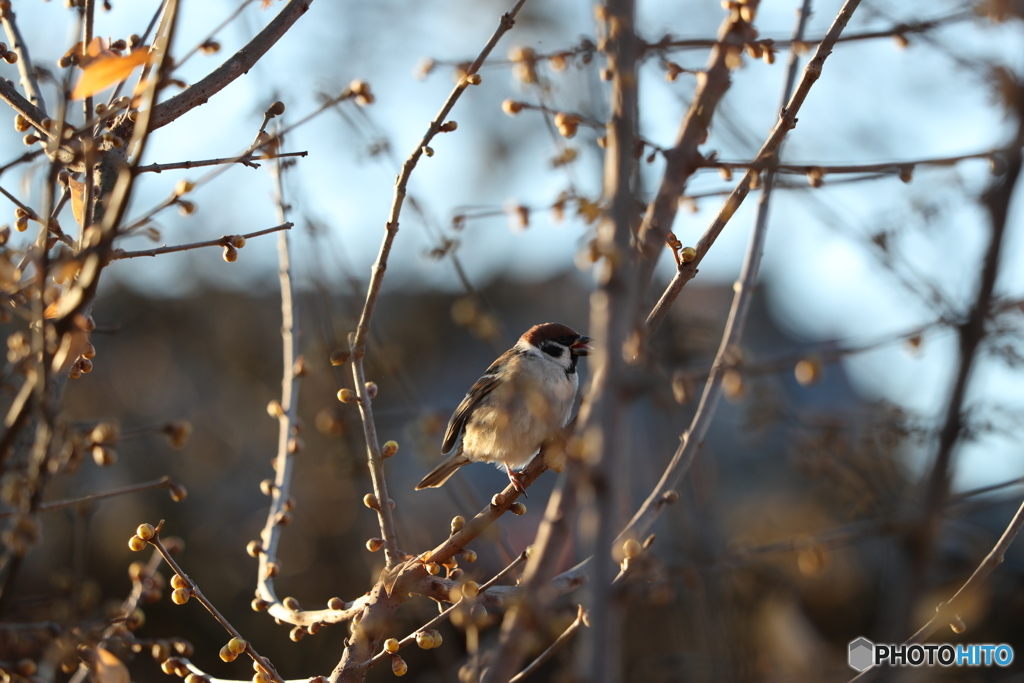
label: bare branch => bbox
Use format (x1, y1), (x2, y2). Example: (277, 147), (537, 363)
(136, 151), (307, 174)
(644, 0), (862, 337)
(148, 529), (284, 683)
(112, 223), (291, 259)
(509, 605), (587, 683)
(348, 0), (529, 570)
(1, 6), (44, 112)
(150, 0), (314, 131)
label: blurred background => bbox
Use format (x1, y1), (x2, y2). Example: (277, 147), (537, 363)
(2, 0), (1024, 681)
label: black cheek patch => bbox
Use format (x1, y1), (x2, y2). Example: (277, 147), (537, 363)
(539, 341), (564, 358)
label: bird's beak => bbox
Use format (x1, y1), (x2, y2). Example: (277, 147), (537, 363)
(570, 336), (593, 356)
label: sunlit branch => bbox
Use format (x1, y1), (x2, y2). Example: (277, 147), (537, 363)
(147, 527), (285, 683)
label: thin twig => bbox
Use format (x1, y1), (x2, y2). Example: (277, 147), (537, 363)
(136, 150), (307, 174)
(112, 223), (291, 259)
(173, 0), (259, 71)
(0, 477), (173, 518)
(649, 10), (969, 53)
(254, 149), (305, 625)
(904, 90), (1024, 635)
(509, 605), (587, 683)
(349, 0), (529, 570)
(850, 497), (1024, 682)
(1, 4), (45, 112)
(148, 530), (284, 683)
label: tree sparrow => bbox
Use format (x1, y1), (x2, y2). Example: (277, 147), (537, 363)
(415, 323), (592, 493)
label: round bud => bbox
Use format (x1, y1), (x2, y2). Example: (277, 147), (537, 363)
(363, 493), (379, 510)
(222, 244), (238, 263)
(450, 516), (465, 534)
(429, 630), (443, 648)
(128, 535), (146, 552)
(227, 637), (246, 655)
(384, 638), (400, 654)
(174, 180), (195, 196)
(509, 502), (526, 515)
(461, 581), (479, 599)
(169, 483), (188, 502)
(13, 114), (27, 132)
(253, 672), (270, 683)
(661, 490), (679, 505)
(267, 101), (286, 117)
(283, 596), (300, 611)
(366, 538), (384, 552)
(425, 562), (441, 575)
(794, 357), (822, 386)
(381, 440), (399, 458)
(267, 400), (284, 418)
(330, 349), (350, 366)
(501, 99), (524, 116)
(171, 573), (188, 590)
(422, 145), (433, 157)
(391, 656), (407, 676)
(439, 120), (457, 132)
(680, 247), (697, 264)
(251, 598), (270, 611)
(622, 538), (642, 559)
(466, 73), (482, 85)
(230, 235), (246, 249)
(337, 388), (358, 403)
(171, 587), (190, 605)
(328, 596), (345, 610)
(289, 626), (305, 642)
(462, 549), (477, 563)
(364, 381), (378, 399)
(136, 523), (155, 540)
(491, 493), (506, 507)
(260, 479), (275, 495)
(185, 674), (204, 683)
(246, 540), (263, 557)
(219, 644), (238, 662)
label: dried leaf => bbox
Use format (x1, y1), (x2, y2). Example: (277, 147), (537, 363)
(95, 648), (130, 683)
(68, 177), (86, 227)
(72, 49), (150, 100)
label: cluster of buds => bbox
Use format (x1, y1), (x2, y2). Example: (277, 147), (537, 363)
(348, 79), (374, 106)
(221, 234), (247, 263)
(553, 112), (581, 139)
(508, 46), (539, 84)
(218, 637), (247, 663)
(87, 422), (118, 466)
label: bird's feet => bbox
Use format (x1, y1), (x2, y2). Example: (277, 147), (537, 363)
(505, 464), (528, 498)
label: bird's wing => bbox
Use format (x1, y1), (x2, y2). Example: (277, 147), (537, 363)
(441, 354), (510, 453)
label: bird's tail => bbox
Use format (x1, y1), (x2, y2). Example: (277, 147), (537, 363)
(415, 452), (471, 490)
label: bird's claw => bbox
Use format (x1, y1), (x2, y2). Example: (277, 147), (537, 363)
(506, 467), (528, 498)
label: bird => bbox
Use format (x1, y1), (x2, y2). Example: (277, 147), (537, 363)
(415, 322), (592, 494)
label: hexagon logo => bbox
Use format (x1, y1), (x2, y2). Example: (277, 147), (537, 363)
(849, 637), (874, 672)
